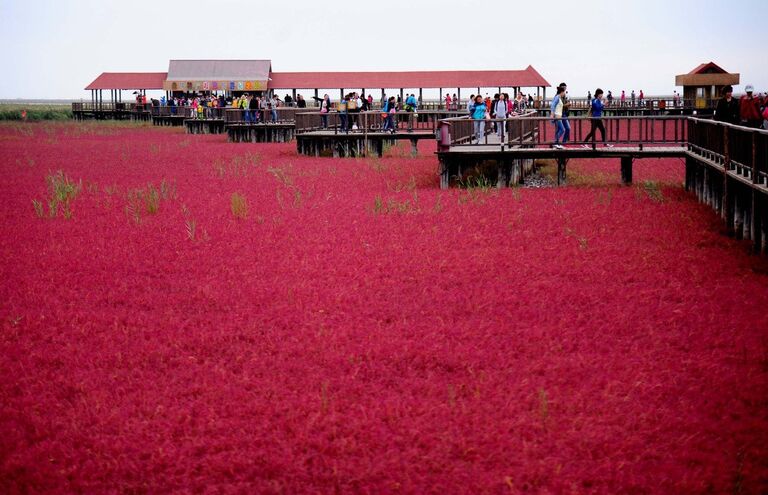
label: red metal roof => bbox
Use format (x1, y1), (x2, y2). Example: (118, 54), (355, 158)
(268, 66), (550, 89)
(687, 62), (729, 75)
(85, 72), (168, 90)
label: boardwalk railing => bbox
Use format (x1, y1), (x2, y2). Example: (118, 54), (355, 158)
(143, 106), (300, 122)
(438, 111), (539, 147)
(295, 110), (468, 135)
(72, 102), (142, 112)
(688, 118), (768, 186)
(223, 108), (301, 124)
(438, 115), (689, 149)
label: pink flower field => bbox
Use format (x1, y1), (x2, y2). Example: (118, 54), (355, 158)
(1, 122), (767, 493)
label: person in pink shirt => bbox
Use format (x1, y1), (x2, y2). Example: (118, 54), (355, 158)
(444, 93), (451, 110)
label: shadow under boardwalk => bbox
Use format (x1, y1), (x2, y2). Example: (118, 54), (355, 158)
(437, 142), (687, 188)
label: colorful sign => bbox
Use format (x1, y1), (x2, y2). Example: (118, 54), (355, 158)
(229, 81), (235, 91)
(212, 81), (218, 90)
(203, 81), (209, 90)
(237, 82), (244, 90)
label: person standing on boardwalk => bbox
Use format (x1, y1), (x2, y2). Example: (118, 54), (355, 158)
(315, 94), (330, 129)
(630, 90), (636, 107)
(349, 93), (360, 129)
(337, 95), (349, 133)
(620, 90), (626, 107)
(714, 85), (740, 125)
(740, 85), (762, 128)
(513, 91), (525, 114)
(470, 95), (487, 144)
(493, 93), (509, 139)
(269, 94), (279, 122)
(445, 93), (452, 110)
(558, 82), (571, 144)
(249, 93), (260, 123)
(382, 96), (397, 133)
(452, 93), (458, 110)
(550, 86), (565, 149)
(405, 93), (418, 132)
(583, 89), (612, 147)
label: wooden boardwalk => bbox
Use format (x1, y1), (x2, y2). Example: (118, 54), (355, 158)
(435, 115), (768, 253)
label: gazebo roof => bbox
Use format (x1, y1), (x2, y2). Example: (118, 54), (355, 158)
(85, 72), (167, 90)
(268, 66), (550, 89)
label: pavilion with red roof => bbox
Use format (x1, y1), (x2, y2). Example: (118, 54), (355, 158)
(675, 62), (740, 109)
(83, 60), (551, 108)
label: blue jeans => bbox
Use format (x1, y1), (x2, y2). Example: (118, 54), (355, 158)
(562, 118), (571, 143)
(271, 110), (278, 122)
(339, 113), (348, 132)
(244, 110), (251, 123)
(554, 119), (565, 143)
(473, 119), (485, 142)
(321, 114), (328, 128)
(384, 114), (395, 132)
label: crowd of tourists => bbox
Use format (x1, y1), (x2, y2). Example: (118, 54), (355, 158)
(714, 84), (768, 129)
(138, 82), (768, 136)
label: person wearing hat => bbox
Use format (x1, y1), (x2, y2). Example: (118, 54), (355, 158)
(715, 85), (740, 125)
(739, 84), (762, 128)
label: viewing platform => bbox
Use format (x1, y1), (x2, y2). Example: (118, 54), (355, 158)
(295, 111), (465, 157)
(436, 114), (768, 252)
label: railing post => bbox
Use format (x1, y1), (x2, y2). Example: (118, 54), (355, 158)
(722, 124), (730, 221)
(752, 132), (758, 184)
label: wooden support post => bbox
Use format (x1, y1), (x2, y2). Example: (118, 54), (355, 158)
(340, 88), (344, 100)
(751, 133), (762, 252)
(620, 156), (633, 185)
(722, 126), (730, 220)
(685, 156), (695, 191)
(457, 88), (461, 105)
(557, 157), (567, 186)
(419, 88), (422, 105)
(400, 88), (404, 104)
(439, 157), (450, 189)
(381, 88), (385, 104)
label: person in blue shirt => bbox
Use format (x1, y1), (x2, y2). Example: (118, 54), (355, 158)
(550, 86), (565, 149)
(469, 95), (487, 143)
(583, 88), (612, 147)
(382, 96), (397, 133)
(405, 93), (418, 131)
(558, 82), (571, 144)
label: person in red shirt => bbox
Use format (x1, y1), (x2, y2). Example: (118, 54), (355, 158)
(739, 84), (762, 128)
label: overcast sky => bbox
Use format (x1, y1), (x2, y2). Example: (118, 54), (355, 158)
(1, 0), (765, 100)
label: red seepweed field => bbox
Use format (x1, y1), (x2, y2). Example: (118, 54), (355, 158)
(1, 121), (767, 493)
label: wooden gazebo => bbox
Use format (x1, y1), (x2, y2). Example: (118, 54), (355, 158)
(675, 62), (740, 109)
